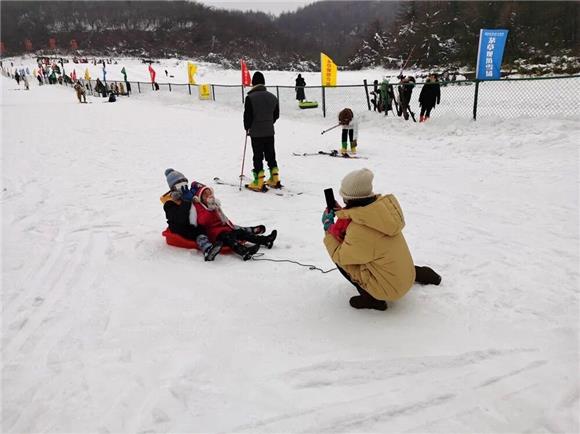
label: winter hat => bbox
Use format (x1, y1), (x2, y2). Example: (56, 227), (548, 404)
(164, 168), (187, 189)
(339, 168), (375, 201)
(252, 71), (265, 86)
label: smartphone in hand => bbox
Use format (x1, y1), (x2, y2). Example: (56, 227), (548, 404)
(324, 188), (337, 211)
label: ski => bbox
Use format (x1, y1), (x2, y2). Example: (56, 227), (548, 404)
(292, 150), (368, 160)
(213, 177), (302, 197)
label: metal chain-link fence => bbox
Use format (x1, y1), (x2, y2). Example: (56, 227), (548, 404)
(6, 67), (578, 120)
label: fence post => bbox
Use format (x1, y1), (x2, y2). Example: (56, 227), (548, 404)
(137, 82), (141, 93)
(168, 83), (172, 92)
(322, 86), (326, 118)
(276, 86), (279, 100)
(472, 79), (480, 120)
(363, 79), (371, 111)
(188, 84), (191, 95)
(241, 85), (244, 104)
(212, 84), (216, 101)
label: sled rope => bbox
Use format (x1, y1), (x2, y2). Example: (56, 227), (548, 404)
(250, 253), (337, 273)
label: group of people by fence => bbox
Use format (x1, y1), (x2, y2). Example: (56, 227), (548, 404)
(370, 73), (441, 122)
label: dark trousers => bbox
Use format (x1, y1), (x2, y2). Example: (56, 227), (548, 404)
(420, 105), (433, 117)
(217, 229), (264, 247)
(341, 129), (354, 144)
(337, 266), (379, 301)
(251, 136), (277, 173)
(338, 265), (440, 297)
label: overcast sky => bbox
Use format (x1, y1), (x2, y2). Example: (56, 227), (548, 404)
(195, 0), (316, 16)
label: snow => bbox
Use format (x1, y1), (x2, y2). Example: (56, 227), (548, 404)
(1, 60), (579, 433)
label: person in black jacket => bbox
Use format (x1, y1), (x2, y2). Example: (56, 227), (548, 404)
(418, 73), (441, 122)
(243, 71), (281, 191)
(295, 74), (306, 102)
(160, 168), (222, 261)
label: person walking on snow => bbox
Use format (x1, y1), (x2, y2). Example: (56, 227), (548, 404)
(243, 71), (281, 191)
(160, 169), (223, 261)
(322, 168), (441, 311)
(338, 108), (358, 155)
(418, 73), (441, 122)
(73, 80), (87, 103)
(189, 181), (278, 261)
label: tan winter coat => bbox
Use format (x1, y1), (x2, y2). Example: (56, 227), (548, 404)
(324, 194), (416, 301)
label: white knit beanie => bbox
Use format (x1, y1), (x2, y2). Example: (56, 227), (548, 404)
(339, 168), (375, 200)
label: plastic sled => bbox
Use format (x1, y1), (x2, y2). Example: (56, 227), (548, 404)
(299, 101), (319, 109)
(162, 228), (231, 252)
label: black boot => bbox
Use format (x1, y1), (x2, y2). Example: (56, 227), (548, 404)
(232, 242), (260, 261)
(261, 230), (277, 249)
(349, 295), (388, 311)
(414, 266), (442, 285)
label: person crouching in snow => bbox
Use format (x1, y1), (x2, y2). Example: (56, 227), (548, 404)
(190, 181), (277, 261)
(161, 168), (223, 261)
(338, 108), (358, 155)
(322, 168), (441, 311)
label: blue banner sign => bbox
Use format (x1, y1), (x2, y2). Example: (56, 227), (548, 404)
(476, 29), (509, 80)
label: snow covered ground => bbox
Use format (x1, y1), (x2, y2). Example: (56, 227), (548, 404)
(1, 63), (579, 433)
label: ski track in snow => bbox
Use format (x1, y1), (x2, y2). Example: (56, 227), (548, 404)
(1, 63), (579, 434)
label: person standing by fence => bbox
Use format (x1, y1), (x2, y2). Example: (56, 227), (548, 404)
(243, 71), (281, 191)
(419, 73), (441, 122)
(295, 74), (306, 102)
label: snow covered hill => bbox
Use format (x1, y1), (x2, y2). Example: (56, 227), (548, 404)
(1, 64), (578, 433)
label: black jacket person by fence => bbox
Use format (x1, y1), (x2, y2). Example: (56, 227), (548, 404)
(418, 74), (441, 122)
(243, 71), (281, 191)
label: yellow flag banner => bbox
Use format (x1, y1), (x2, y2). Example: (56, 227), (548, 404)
(188, 62), (197, 85)
(198, 83), (211, 100)
(320, 52), (337, 87)
(84, 68), (91, 81)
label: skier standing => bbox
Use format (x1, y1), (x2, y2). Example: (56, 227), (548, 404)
(243, 71), (281, 191)
(338, 108), (358, 155)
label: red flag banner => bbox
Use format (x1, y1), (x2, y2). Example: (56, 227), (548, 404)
(48, 37), (56, 49)
(70, 39), (78, 50)
(148, 64), (156, 83)
(24, 39), (33, 51)
(71, 69), (77, 81)
(241, 60), (251, 86)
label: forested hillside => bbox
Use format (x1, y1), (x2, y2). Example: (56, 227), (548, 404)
(1, 1), (578, 72)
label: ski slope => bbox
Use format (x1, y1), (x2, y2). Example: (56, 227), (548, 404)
(1, 65), (579, 433)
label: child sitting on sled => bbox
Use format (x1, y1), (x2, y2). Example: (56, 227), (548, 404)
(189, 181), (278, 261)
(161, 169), (223, 261)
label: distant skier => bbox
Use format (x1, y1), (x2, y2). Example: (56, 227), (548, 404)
(295, 74), (306, 102)
(243, 71), (281, 191)
(338, 108), (358, 155)
(418, 73), (441, 122)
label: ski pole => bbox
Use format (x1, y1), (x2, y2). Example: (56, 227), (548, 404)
(321, 123), (341, 135)
(239, 132), (249, 191)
